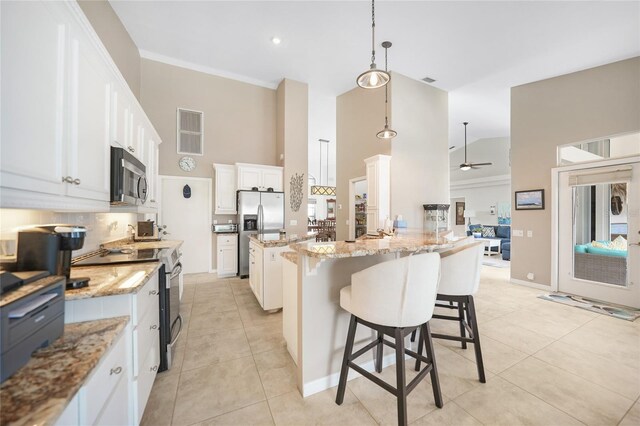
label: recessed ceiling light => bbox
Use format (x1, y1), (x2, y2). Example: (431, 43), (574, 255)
(271, 37), (281, 45)
(422, 76), (436, 83)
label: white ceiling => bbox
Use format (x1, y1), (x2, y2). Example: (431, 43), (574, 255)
(110, 1), (640, 147)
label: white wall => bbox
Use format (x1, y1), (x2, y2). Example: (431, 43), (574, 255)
(450, 181), (511, 227)
(0, 210), (140, 256)
(308, 89), (336, 186)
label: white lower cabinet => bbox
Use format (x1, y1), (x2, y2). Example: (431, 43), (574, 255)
(55, 325), (128, 426)
(64, 270), (160, 424)
(248, 242), (290, 310)
(217, 234), (238, 278)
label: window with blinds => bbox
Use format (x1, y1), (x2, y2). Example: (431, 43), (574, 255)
(177, 108), (203, 155)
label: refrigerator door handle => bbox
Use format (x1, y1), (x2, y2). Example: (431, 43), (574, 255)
(258, 204), (263, 233)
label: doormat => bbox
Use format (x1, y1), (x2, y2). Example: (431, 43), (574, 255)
(538, 293), (640, 321)
(482, 260), (510, 268)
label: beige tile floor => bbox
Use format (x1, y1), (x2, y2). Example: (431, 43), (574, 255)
(141, 266), (640, 426)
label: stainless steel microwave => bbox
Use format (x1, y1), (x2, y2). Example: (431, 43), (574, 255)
(110, 146), (148, 205)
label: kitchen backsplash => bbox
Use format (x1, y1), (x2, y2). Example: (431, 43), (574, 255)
(0, 210), (146, 256)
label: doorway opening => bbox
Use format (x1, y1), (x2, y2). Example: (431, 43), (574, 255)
(348, 176), (367, 240)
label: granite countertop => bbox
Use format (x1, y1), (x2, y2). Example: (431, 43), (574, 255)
(280, 251), (299, 264)
(249, 234), (315, 248)
(100, 238), (183, 251)
(289, 230), (461, 259)
(67, 262), (161, 300)
(0, 275), (65, 308)
(0, 316), (129, 426)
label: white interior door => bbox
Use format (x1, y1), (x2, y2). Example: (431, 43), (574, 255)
(159, 176), (212, 274)
(558, 161), (640, 308)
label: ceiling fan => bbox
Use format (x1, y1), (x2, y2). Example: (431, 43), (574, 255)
(459, 122), (492, 171)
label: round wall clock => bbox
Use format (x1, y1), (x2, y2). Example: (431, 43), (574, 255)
(179, 156), (196, 172)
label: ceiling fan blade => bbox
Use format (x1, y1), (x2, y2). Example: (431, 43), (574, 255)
(470, 162), (493, 167)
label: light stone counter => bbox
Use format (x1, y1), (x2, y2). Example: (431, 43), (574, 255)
(249, 234), (315, 248)
(281, 251), (299, 265)
(100, 238), (183, 251)
(68, 262), (161, 300)
(0, 316), (129, 426)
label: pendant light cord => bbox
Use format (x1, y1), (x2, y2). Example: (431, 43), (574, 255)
(384, 44), (389, 125)
(371, 0), (376, 64)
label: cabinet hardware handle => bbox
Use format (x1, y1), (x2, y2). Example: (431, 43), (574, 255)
(62, 176), (74, 183)
(150, 365), (158, 372)
(150, 324), (158, 330)
(149, 290), (157, 295)
(73, 178), (81, 185)
(110, 366), (122, 375)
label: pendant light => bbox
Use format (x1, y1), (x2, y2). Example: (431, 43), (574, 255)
(310, 139), (336, 196)
(376, 41), (397, 139)
(356, 0), (390, 89)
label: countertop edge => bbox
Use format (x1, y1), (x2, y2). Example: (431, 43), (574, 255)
(0, 316), (130, 426)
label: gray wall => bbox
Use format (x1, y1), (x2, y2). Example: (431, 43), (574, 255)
(140, 58), (278, 179)
(77, 0), (140, 99)
(511, 56), (640, 286)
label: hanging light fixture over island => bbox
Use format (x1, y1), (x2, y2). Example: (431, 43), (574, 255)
(356, 0), (390, 90)
(376, 41), (397, 140)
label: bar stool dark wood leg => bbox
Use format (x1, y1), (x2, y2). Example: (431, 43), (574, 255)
(458, 302), (467, 349)
(395, 328), (408, 426)
(336, 315), (357, 405)
(422, 322), (443, 408)
(466, 296), (486, 383)
(375, 330), (383, 373)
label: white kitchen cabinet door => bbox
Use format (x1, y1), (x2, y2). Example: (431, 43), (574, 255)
(0, 2), (67, 197)
(217, 234), (238, 277)
(254, 246), (264, 306)
(93, 367), (129, 426)
(365, 161), (378, 210)
(146, 138), (159, 207)
(262, 168), (283, 191)
(213, 164), (237, 214)
(238, 166), (262, 190)
(110, 86), (129, 149)
(364, 155), (391, 231)
(65, 25), (111, 202)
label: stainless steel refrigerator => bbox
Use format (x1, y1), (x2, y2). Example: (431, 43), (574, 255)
(237, 190), (285, 277)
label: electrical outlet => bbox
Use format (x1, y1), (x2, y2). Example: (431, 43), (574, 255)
(346, 219), (350, 225)
(228, 219), (232, 223)
(213, 219), (218, 224)
(270, 252), (276, 261)
(290, 219), (297, 226)
(527, 272), (535, 280)
(527, 230), (533, 238)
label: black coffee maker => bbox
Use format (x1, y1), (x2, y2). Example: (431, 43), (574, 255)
(16, 225), (90, 289)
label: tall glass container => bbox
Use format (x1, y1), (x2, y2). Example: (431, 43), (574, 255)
(423, 204), (450, 233)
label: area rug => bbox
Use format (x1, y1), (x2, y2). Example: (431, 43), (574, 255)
(482, 260), (510, 268)
(539, 293), (640, 321)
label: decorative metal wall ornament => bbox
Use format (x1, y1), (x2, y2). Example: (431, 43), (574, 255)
(290, 173), (305, 212)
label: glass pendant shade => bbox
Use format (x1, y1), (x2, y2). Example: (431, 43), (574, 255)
(376, 124), (397, 139)
(357, 65), (390, 89)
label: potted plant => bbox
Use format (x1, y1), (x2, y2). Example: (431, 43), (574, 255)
(471, 227), (483, 238)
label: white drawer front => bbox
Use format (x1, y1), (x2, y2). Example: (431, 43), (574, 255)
(136, 333), (160, 424)
(93, 366), (129, 426)
(134, 272), (159, 326)
(133, 302), (160, 378)
(217, 234), (238, 246)
(80, 331), (127, 425)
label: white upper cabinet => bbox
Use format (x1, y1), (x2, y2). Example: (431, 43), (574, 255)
(236, 163), (283, 191)
(0, 1), (162, 211)
(213, 164), (237, 214)
(1, 2), (69, 199)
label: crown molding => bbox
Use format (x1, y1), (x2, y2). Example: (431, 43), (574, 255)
(139, 49), (279, 90)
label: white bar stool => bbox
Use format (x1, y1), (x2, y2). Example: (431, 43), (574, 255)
(414, 242), (486, 382)
(335, 253), (443, 426)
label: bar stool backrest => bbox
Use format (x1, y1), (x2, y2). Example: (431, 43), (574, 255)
(350, 253), (441, 327)
(438, 242), (484, 296)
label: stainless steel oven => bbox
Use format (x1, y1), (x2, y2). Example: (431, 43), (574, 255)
(159, 249), (183, 372)
(110, 146), (148, 206)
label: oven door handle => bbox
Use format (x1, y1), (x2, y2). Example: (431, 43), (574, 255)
(168, 262), (182, 279)
(169, 314), (183, 346)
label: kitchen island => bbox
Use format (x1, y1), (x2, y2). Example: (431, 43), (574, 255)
(283, 231), (467, 397)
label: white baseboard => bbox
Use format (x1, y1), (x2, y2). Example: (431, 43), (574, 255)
(510, 278), (552, 291)
(302, 353), (398, 397)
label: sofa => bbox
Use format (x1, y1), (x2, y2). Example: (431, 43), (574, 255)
(574, 241), (627, 286)
(466, 224), (511, 260)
